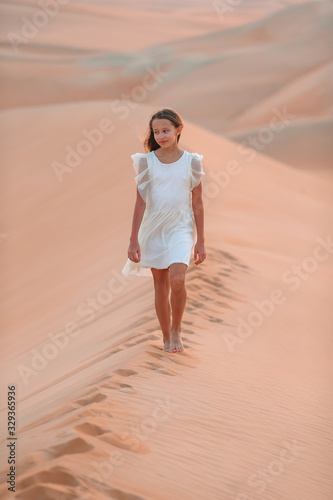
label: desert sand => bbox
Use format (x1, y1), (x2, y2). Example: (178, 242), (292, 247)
(0, 1), (332, 499)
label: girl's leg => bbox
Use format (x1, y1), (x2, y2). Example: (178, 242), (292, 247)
(168, 263), (187, 352)
(151, 268), (171, 351)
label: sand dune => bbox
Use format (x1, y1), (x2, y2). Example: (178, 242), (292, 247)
(224, 59), (333, 130)
(0, 0), (223, 53)
(1, 1), (331, 170)
(1, 100), (332, 499)
(0, 1), (332, 499)
(227, 116), (333, 173)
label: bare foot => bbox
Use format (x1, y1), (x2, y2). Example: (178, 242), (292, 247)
(167, 329), (184, 353)
(163, 335), (170, 352)
(163, 339), (171, 351)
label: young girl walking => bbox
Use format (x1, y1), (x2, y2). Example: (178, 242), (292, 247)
(122, 108), (206, 353)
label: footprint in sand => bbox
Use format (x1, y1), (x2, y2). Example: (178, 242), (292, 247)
(209, 316), (224, 323)
(101, 379), (136, 394)
(144, 361), (160, 370)
(148, 346), (199, 368)
(102, 432), (150, 454)
(101, 380), (123, 389)
(182, 328), (195, 334)
(18, 466), (80, 489)
(182, 336), (200, 345)
(119, 386), (136, 394)
(74, 422), (110, 436)
(16, 455), (38, 475)
(113, 368), (138, 377)
(146, 326), (160, 333)
(142, 361), (177, 376)
(72, 392), (107, 407)
(156, 368), (177, 376)
(47, 437), (94, 458)
(16, 484), (78, 500)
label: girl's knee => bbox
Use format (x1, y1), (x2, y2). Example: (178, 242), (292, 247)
(170, 275), (185, 290)
(152, 269), (169, 284)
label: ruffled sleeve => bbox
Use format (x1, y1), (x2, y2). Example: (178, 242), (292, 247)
(190, 153), (205, 190)
(131, 153), (150, 204)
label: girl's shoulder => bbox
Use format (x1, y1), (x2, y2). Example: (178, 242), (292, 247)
(184, 151), (203, 163)
(131, 152), (149, 160)
(189, 152), (203, 161)
(130, 153), (150, 175)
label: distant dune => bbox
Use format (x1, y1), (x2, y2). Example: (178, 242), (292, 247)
(0, 1), (332, 499)
(1, 0), (332, 170)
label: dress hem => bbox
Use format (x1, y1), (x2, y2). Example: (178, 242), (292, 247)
(151, 262), (189, 270)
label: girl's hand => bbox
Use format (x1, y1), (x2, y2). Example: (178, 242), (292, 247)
(194, 241), (206, 265)
(128, 240), (141, 263)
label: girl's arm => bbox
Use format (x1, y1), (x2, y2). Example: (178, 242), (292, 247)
(130, 189), (146, 241)
(127, 190), (146, 262)
(191, 183), (206, 265)
(192, 183), (205, 242)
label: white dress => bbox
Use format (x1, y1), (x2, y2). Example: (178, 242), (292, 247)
(122, 149), (205, 277)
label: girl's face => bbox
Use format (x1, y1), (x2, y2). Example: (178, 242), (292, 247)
(152, 118), (182, 147)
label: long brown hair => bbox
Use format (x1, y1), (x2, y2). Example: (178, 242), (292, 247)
(144, 108), (183, 152)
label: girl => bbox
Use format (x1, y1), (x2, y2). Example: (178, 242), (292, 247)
(122, 108), (206, 353)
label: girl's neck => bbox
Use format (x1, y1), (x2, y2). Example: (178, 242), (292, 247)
(154, 145), (184, 159)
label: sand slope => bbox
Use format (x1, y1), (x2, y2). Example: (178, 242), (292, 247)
(0, 101), (332, 499)
(0, 0), (332, 499)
